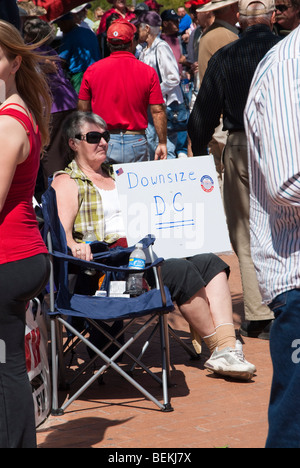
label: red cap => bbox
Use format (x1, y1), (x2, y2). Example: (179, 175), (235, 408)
(107, 18), (137, 44)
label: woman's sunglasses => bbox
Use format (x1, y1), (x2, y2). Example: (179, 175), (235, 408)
(75, 131), (110, 144)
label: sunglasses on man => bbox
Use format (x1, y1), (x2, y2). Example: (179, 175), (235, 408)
(75, 131), (110, 144)
(276, 4), (291, 12)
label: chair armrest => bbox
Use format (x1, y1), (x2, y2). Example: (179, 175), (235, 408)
(51, 249), (165, 273)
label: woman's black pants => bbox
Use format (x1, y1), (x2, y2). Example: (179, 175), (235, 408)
(0, 254), (50, 448)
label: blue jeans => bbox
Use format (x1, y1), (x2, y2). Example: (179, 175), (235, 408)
(266, 288), (300, 448)
(146, 110), (177, 160)
(176, 130), (188, 155)
(106, 134), (149, 164)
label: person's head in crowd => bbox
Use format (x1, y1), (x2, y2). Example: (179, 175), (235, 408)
(54, 12), (77, 34)
(187, 2), (200, 23)
(94, 6), (105, 20)
(63, 111), (109, 163)
(184, 0), (211, 24)
(18, 0), (47, 34)
(108, 0), (128, 13)
(275, 0), (300, 29)
(197, 10), (216, 28)
(0, 19), (51, 147)
(194, 0), (216, 28)
(106, 18), (137, 52)
(178, 6), (188, 16)
(134, 2), (150, 16)
(137, 10), (162, 42)
(71, 2), (91, 25)
(23, 17), (55, 44)
(144, 0), (163, 12)
(238, 0), (276, 28)
(161, 9), (180, 34)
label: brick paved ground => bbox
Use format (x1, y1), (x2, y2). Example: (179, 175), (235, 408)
(36, 253), (272, 449)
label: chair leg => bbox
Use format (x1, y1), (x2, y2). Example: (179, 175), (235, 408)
(50, 318), (63, 415)
(48, 241), (64, 415)
(56, 316), (172, 413)
(162, 314), (172, 385)
(56, 320), (68, 388)
(159, 315), (174, 412)
(129, 322), (159, 373)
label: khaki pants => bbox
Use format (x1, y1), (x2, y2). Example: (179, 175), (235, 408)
(223, 132), (273, 321)
(209, 119), (227, 192)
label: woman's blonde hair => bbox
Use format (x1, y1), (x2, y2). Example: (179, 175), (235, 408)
(0, 20), (52, 149)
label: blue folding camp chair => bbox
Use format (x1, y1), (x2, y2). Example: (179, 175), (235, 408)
(41, 186), (176, 414)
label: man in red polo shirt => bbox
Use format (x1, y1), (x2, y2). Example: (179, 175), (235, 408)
(78, 18), (167, 163)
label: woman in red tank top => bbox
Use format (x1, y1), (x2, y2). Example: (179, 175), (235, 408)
(0, 20), (52, 448)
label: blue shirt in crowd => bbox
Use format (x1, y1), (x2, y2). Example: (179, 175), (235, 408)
(59, 26), (101, 75)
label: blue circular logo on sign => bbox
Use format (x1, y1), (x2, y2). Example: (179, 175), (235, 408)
(200, 175), (214, 193)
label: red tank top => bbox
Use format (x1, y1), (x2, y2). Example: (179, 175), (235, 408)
(0, 104), (48, 264)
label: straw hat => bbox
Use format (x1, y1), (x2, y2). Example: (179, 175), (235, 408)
(238, 0), (275, 15)
(18, 1), (47, 16)
(196, 0), (238, 12)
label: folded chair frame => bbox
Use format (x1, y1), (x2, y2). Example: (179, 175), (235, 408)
(47, 233), (175, 414)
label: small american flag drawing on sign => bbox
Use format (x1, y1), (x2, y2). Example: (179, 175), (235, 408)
(116, 168), (124, 176)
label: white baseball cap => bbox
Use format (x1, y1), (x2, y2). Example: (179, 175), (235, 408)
(71, 3), (91, 14)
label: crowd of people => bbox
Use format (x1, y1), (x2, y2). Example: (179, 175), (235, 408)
(0, 0), (299, 449)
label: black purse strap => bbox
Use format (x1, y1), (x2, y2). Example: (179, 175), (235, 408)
(155, 42), (189, 109)
(154, 44), (163, 84)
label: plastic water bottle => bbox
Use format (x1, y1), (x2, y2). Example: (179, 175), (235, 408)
(83, 226), (97, 243)
(126, 243), (146, 296)
(82, 226), (97, 276)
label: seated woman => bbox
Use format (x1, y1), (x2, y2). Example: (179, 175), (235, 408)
(51, 111), (256, 381)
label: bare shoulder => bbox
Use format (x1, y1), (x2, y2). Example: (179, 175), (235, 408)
(51, 173), (79, 217)
(52, 172), (74, 186)
(0, 114), (27, 140)
(52, 173), (78, 195)
(0, 115), (30, 163)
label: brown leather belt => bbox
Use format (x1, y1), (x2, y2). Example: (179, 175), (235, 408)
(228, 129), (245, 134)
(110, 129), (146, 135)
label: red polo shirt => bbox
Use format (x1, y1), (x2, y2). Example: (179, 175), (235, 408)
(78, 51), (164, 131)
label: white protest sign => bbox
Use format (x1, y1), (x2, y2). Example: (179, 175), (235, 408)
(114, 156), (231, 259)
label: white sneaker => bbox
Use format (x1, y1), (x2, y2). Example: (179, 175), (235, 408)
(177, 152), (188, 158)
(204, 341), (256, 381)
